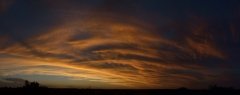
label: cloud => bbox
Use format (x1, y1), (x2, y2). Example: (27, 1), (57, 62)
(0, 7), (227, 88)
(0, 77), (25, 87)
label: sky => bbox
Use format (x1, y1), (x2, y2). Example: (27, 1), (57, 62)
(0, 0), (240, 89)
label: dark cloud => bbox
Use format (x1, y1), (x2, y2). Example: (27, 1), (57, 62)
(0, 77), (25, 87)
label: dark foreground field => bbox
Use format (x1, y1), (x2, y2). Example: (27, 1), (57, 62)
(0, 88), (239, 95)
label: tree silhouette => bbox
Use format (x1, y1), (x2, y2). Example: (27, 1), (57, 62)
(209, 84), (235, 91)
(23, 80), (40, 88)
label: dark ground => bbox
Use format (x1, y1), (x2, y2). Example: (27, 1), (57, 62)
(0, 88), (239, 95)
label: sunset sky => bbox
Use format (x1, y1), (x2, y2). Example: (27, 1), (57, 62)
(0, 0), (240, 89)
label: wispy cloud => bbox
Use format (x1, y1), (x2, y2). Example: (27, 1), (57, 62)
(0, 2), (228, 88)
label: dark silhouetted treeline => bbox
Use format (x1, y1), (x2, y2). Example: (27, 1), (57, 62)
(0, 82), (239, 95)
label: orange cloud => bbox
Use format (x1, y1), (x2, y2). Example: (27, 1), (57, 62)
(186, 38), (225, 58)
(0, 12), (226, 89)
(185, 17), (225, 58)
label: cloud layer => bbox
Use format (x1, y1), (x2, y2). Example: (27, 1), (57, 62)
(0, 0), (239, 89)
